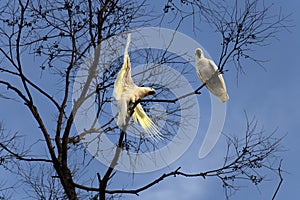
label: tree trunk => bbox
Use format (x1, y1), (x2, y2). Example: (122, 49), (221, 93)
(54, 163), (78, 200)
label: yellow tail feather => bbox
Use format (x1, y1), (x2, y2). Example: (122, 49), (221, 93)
(132, 104), (163, 140)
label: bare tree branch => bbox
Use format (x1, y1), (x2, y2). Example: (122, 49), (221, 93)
(0, 0), (289, 199)
(272, 160), (283, 200)
(0, 142), (52, 163)
(72, 117), (284, 198)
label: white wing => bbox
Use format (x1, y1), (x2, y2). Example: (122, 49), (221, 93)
(113, 34), (135, 101)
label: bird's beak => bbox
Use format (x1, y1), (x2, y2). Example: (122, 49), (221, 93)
(148, 89), (156, 95)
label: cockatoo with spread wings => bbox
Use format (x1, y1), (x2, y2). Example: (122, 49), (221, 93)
(195, 48), (229, 103)
(113, 34), (163, 140)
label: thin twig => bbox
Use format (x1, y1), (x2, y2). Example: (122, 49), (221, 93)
(272, 160), (283, 200)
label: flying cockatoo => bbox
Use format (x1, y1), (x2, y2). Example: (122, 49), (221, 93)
(195, 48), (229, 103)
(113, 33), (163, 140)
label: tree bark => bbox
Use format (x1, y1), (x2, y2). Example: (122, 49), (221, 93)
(54, 163), (78, 200)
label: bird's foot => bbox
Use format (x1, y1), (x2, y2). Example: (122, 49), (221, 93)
(128, 101), (137, 111)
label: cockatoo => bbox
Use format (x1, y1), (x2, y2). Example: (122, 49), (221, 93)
(195, 48), (229, 103)
(113, 34), (163, 140)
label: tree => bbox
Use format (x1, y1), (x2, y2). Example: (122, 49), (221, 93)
(0, 0), (289, 199)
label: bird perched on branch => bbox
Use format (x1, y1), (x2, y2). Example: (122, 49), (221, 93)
(195, 48), (229, 103)
(113, 33), (163, 140)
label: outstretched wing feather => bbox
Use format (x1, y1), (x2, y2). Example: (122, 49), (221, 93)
(133, 104), (163, 140)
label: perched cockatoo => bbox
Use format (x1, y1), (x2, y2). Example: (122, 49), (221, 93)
(195, 48), (229, 103)
(113, 34), (163, 140)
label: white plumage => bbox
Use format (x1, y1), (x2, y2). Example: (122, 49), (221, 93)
(195, 48), (229, 103)
(113, 34), (163, 140)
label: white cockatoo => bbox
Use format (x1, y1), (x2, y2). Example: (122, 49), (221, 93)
(113, 34), (163, 140)
(195, 48), (229, 103)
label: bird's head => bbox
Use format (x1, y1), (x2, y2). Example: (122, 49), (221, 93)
(195, 48), (204, 59)
(131, 87), (156, 103)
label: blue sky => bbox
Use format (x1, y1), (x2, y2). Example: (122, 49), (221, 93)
(1, 0), (299, 199)
(128, 1), (300, 199)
